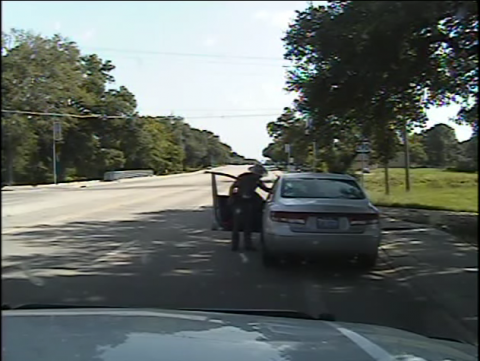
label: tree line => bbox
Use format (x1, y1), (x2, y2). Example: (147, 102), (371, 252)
(265, 120), (478, 172)
(263, 1), (478, 177)
(1, 29), (251, 185)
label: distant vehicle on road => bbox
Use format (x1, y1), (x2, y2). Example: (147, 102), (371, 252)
(264, 164), (278, 171)
(2, 306), (476, 361)
(261, 172), (381, 268)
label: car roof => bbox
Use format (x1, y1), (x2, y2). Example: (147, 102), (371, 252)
(280, 172), (357, 181)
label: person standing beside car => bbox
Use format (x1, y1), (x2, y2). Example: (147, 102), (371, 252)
(229, 164), (271, 251)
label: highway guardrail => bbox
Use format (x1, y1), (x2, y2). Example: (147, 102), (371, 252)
(103, 170), (154, 181)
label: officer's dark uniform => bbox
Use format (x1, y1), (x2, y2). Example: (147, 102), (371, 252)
(229, 166), (271, 251)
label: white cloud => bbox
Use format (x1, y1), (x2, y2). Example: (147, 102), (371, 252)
(252, 10), (295, 29)
(270, 11), (296, 28)
(253, 10), (269, 20)
(202, 37), (217, 47)
(79, 29), (96, 42)
(53, 21), (62, 32)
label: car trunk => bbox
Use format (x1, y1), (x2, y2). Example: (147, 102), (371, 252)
(271, 198), (379, 233)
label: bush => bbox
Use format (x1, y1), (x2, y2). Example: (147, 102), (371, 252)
(448, 156), (478, 173)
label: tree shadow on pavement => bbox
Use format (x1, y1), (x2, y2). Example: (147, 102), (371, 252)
(381, 227), (478, 343)
(2, 206), (476, 343)
(2, 206), (365, 306)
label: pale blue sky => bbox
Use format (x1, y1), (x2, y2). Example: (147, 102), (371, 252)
(2, 1), (472, 159)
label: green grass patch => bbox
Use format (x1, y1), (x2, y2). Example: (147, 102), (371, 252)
(364, 168), (478, 213)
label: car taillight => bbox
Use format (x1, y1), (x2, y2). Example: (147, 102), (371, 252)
(349, 213), (379, 225)
(270, 211), (308, 225)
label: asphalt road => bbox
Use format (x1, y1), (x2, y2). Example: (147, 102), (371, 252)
(2, 165), (476, 344)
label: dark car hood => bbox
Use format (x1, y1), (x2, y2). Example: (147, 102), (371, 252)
(2, 308), (477, 361)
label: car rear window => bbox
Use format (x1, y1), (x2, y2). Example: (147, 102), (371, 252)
(280, 178), (365, 199)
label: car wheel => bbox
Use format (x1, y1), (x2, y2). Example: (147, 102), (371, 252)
(357, 252), (378, 269)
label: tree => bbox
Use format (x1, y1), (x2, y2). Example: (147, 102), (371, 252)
(422, 123), (460, 167)
(408, 133), (428, 167)
(262, 142), (287, 164)
(265, 107), (311, 167)
(453, 134), (477, 172)
(1, 29), (245, 185)
(281, 1), (477, 171)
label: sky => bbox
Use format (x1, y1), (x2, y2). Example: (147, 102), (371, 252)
(2, 1), (473, 159)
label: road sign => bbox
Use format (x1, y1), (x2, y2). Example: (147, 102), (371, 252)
(285, 144), (290, 153)
(356, 143), (370, 154)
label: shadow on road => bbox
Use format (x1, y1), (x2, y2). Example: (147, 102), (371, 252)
(2, 206), (477, 342)
(2, 206), (367, 307)
(2, 205), (377, 300)
(380, 227), (478, 341)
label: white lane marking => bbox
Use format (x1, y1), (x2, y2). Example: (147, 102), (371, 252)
(326, 322), (395, 361)
(239, 253), (249, 263)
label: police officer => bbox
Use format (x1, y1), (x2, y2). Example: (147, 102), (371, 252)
(229, 164), (272, 251)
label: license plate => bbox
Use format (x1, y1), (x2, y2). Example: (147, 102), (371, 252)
(317, 218), (339, 229)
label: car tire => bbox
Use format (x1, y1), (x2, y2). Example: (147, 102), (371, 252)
(357, 252), (378, 269)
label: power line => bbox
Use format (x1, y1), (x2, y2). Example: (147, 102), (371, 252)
(1, 109), (280, 120)
(165, 113), (279, 119)
(96, 53), (288, 68)
(82, 46), (285, 62)
(151, 108), (283, 112)
(1, 110), (125, 119)
(81, 47), (289, 68)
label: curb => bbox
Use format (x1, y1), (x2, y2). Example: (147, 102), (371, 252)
(380, 208), (478, 247)
(0, 168), (213, 191)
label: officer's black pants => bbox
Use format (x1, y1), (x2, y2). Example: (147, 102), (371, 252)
(231, 200), (255, 249)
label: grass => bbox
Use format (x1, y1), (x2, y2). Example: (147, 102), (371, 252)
(364, 168), (478, 213)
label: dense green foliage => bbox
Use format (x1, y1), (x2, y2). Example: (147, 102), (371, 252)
(416, 124), (477, 171)
(263, 1), (478, 173)
(1, 30), (248, 185)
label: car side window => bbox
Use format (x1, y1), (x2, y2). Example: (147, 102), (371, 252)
(266, 178), (279, 202)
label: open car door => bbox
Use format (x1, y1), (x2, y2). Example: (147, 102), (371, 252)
(205, 171), (264, 232)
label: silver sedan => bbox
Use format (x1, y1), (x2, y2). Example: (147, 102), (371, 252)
(260, 172), (381, 268)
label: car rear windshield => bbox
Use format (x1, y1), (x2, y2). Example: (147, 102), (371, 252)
(280, 178), (365, 199)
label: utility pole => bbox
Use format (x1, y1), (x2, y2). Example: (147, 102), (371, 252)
(403, 119), (411, 192)
(306, 116), (316, 172)
(6, 119), (14, 186)
(52, 122), (57, 184)
(52, 119), (62, 185)
(285, 143), (292, 172)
